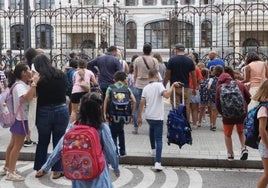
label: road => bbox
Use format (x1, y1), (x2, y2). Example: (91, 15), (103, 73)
(0, 161), (262, 188)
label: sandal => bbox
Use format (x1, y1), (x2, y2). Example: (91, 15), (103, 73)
(35, 170), (45, 178)
(52, 171), (64, 179)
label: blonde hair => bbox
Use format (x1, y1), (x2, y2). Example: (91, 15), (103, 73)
(252, 80), (268, 102)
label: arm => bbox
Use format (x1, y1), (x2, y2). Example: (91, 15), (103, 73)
(124, 61), (129, 74)
(103, 94), (109, 122)
(163, 69), (171, 87)
(90, 74), (99, 86)
(23, 72), (40, 102)
(130, 93), (136, 117)
(137, 98), (146, 126)
(241, 65), (250, 83)
(190, 70), (197, 95)
(133, 64), (137, 85)
(162, 82), (179, 99)
(259, 117), (268, 149)
(215, 85), (222, 114)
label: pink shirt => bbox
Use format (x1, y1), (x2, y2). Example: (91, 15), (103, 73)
(249, 61), (266, 86)
(72, 69), (95, 94)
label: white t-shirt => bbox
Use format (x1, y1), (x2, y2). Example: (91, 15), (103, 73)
(141, 82), (166, 120)
(13, 80), (29, 121)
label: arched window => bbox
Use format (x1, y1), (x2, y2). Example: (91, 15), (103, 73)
(34, 0), (55, 9)
(180, 0), (195, 5)
(36, 24), (54, 49)
(0, 0), (4, 9)
(243, 38), (260, 47)
(10, 24), (24, 50)
(201, 20), (212, 47)
(145, 20), (194, 49)
(127, 21), (137, 49)
(10, 0), (24, 9)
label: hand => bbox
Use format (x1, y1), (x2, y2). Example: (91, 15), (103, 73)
(192, 89), (197, 96)
(172, 82), (181, 88)
(114, 172), (120, 178)
(32, 72), (40, 84)
(103, 114), (108, 122)
(137, 117), (142, 126)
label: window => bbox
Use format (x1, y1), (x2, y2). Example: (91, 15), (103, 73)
(180, 0), (194, 5)
(0, 26), (3, 48)
(10, 24), (24, 50)
(200, 0), (213, 4)
(36, 24), (54, 49)
(162, 0), (175, 5)
(201, 20), (212, 47)
(35, 0), (55, 9)
(10, 0), (24, 9)
(84, 0), (98, 5)
(126, 21), (137, 49)
(0, 0), (4, 9)
(125, 0), (138, 6)
(143, 0), (156, 6)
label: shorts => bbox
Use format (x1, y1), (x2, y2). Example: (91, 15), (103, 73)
(10, 119), (29, 136)
(258, 142), (268, 158)
(200, 102), (209, 107)
(223, 123), (243, 137)
(209, 102), (216, 109)
(189, 89), (200, 103)
(71, 92), (88, 103)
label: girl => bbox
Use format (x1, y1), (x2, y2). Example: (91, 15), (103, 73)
(36, 92), (120, 188)
(0, 63), (40, 181)
(252, 80), (268, 188)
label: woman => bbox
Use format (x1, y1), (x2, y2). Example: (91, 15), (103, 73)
(153, 53), (166, 80)
(0, 63), (40, 181)
(241, 52), (268, 110)
(36, 92), (120, 188)
(32, 54), (69, 179)
(69, 59), (98, 122)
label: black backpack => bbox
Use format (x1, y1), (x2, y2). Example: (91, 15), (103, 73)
(108, 84), (132, 123)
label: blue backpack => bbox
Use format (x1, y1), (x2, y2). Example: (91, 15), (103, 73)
(209, 76), (218, 102)
(244, 102), (268, 149)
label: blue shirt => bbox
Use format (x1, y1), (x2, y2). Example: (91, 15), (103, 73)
(206, 58), (225, 70)
(41, 122), (119, 188)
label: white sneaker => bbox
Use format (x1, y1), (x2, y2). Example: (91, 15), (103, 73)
(5, 171), (25, 181)
(0, 167), (7, 176)
(150, 149), (156, 156)
(154, 162), (163, 171)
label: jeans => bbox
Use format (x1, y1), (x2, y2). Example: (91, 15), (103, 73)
(34, 104), (69, 171)
(146, 119), (163, 163)
(109, 120), (125, 155)
(133, 87), (143, 128)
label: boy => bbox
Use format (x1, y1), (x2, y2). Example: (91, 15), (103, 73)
(137, 69), (179, 171)
(103, 71), (136, 156)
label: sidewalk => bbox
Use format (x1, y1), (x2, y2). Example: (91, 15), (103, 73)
(0, 103), (263, 169)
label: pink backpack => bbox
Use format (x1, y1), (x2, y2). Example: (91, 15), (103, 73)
(62, 124), (105, 180)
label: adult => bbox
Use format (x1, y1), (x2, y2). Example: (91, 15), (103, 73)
(241, 51), (268, 110)
(132, 43), (159, 134)
(5, 49), (14, 71)
(164, 43), (197, 121)
(116, 49), (129, 74)
(206, 51), (225, 70)
(153, 53), (166, 80)
(87, 46), (121, 96)
(0, 63), (40, 181)
(215, 73), (251, 160)
(32, 54), (69, 179)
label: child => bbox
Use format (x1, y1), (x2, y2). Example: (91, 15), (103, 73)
(198, 68), (210, 127)
(128, 63), (135, 91)
(103, 71), (136, 156)
(251, 80), (268, 188)
(207, 65), (224, 131)
(137, 69), (179, 171)
(36, 93), (120, 187)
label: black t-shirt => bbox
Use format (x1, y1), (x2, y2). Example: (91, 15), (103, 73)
(167, 55), (195, 87)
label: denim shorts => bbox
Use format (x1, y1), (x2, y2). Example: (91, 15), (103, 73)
(258, 142), (268, 158)
(189, 89), (200, 103)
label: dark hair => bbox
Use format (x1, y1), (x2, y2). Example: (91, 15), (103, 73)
(224, 66), (235, 79)
(78, 59), (87, 69)
(129, 63), (134, 74)
(77, 92), (103, 129)
(201, 68), (209, 79)
(114, 71), (127, 82)
(24, 48), (38, 68)
(69, 51), (77, 59)
(9, 62), (29, 87)
(214, 65), (224, 77)
(143, 43), (152, 55)
(107, 46), (117, 53)
(69, 59), (78, 69)
(246, 51), (261, 64)
(131, 54), (138, 63)
(33, 54), (65, 83)
(148, 69), (158, 78)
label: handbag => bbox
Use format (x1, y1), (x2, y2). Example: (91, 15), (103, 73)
(142, 57), (162, 81)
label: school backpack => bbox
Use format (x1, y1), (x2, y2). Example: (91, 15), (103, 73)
(219, 80), (246, 119)
(108, 84), (132, 123)
(244, 102), (268, 149)
(62, 124), (105, 180)
(66, 69), (75, 97)
(209, 76), (218, 103)
(0, 82), (22, 128)
(199, 79), (209, 103)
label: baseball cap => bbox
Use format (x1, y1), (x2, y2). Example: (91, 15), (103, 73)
(175, 43), (185, 51)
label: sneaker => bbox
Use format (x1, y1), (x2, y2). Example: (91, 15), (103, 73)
(132, 128), (138, 135)
(240, 148), (248, 160)
(24, 140), (33, 147)
(210, 125), (216, 131)
(5, 171), (25, 181)
(150, 149), (156, 156)
(227, 153), (234, 161)
(154, 162), (163, 171)
(120, 151), (127, 157)
(0, 167), (7, 176)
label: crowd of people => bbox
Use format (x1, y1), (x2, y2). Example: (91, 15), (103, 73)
(0, 44), (268, 188)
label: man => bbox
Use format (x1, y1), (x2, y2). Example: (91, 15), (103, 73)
(132, 42), (159, 134)
(87, 46), (121, 96)
(163, 43), (197, 121)
(206, 51), (225, 70)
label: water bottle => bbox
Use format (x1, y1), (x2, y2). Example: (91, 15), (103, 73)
(1, 103), (9, 115)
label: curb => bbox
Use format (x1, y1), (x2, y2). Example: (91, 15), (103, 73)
(0, 152), (262, 169)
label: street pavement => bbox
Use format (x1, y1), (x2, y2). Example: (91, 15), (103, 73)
(0, 103), (263, 169)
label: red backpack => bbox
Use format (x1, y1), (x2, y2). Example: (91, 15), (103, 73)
(62, 124), (105, 180)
